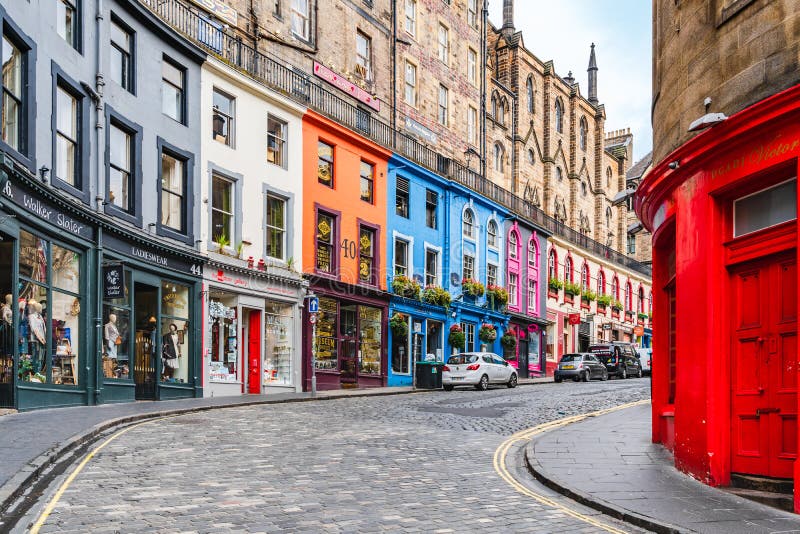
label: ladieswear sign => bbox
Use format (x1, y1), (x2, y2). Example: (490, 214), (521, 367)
(104, 233), (203, 277)
(2, 179), (94, 240)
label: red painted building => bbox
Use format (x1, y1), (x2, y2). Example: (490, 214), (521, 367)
(636, 84), (800, 506)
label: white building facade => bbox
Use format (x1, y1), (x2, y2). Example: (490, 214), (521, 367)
(199, 58), (306, 396)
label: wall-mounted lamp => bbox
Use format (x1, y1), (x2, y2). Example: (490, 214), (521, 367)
(38, 166), (49, 183)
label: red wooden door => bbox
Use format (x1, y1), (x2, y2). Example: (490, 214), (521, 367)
(731, 254), (797, 478)
(247, 310), (261, 394)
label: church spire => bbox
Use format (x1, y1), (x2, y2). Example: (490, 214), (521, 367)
(588, 43), (598, 104)
(501, 0), (514, 39)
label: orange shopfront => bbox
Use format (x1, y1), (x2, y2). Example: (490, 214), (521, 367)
(636, 84), (800, 509)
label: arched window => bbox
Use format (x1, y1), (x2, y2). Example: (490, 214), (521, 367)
(625, 281), (633, 311)
(494, 143), (504, 172)
(499, 98), (508, 126)
(462, 208), (475, 238)
(491, 93), (498, 118)
(564, 255), (573, 282)
(612, 276), (619, 300)
(526, 77), (534, 113)
(555, 98), (564, 133)
(508, 230), (519, 259)
(581, 263), (590, 288)
(548, 248), (558, 280)
(597, 270), (606, 295)
(527, 148), (535, 164)
(605, 206), (612, 228)
(606, 166), (612, 189)
(487, 219), (498, 248)
(556, 167), (563, 181)
(579, 117), (588, 151)
(581, 182), (587, 196)
(638, 286), (645, 313)
(528, 238), (538, 268)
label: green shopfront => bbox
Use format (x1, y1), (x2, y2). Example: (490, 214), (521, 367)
(0, 163), (204, 411)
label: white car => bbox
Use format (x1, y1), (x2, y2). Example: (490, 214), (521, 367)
(442, 352), (518, 391)
(637, 348), (652, 376)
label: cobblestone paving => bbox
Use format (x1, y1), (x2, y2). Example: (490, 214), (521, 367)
(35, 380), (650, 533)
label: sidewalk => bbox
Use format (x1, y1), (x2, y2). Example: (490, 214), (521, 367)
(0, 376), (550, 518)
(525, 403), (800, 534)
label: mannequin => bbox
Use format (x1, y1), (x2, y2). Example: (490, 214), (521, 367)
(104, 313), (120, 359)
(0, 294), (11, 355)
(162, 323), (180, 380)
(28, 300), (46, 373)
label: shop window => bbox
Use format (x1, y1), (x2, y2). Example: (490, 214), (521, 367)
(315, 297), (338, 370)
(267, 115), (287, 167)
(392, 314), (410, 374)
(161, 56), (185, 124)
(359, 306), (382, 374)
(461, 322), (475, 352)
(264, 301), (294, 384)
(425, 248), (439, 287)
(396, 177), (409, 218)
(426, 189), (438, 229)
(316, 211), (336, 274)
(394, 238), (408, 276)
(317, 141), (334, 187)
(211, 173), (234, 249)
(359, 226), (376, 285)
(733, 179), (797, 237)
(360, 161), (374, 204)
(103, 268), (132, 380)
(487, 263), (497, 287)
(266, 194), (287, 261)
(18, 231), (82, 386)
(110, 16), (134, 93)
(160, 281), (189, 383)
(212, 88), (236, 147)
(209, 299), (237, 382)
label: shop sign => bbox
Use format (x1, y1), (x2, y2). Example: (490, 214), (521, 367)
(633, 326), (645, 336)
(568, 313), (581, 325)
(104, 233), (203, 277)
(3, 179), (94, 240)
(187, 0), (238, 25)
(212, 269), (299, 296)
(313, 62), (381, 112)
(602, 323), (612, 330)
(102, 264), (126, 299)
(404, 117), (438, 144)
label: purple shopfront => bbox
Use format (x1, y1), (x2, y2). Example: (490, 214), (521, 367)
(504, 320), (546, 378)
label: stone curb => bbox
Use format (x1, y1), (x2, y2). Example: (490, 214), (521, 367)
(523, 433), (689, 534)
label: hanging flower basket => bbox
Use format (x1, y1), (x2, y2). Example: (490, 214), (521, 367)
(487, 284), (509, 306)
(391, 275), (421, 299)
(389, 313), (409, 338)
(500, 332), (517, 349)
(478, 323), (497, 343)
(448, 324), (466, 350)
(462, 278), (485, 298)
(421, 286), (451, 308)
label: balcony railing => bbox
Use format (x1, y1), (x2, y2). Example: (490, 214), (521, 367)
(140, 0), (652, 278)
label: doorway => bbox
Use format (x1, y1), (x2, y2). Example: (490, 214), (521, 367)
(0, 239), (13, 408)
(246, 309), (261, 394)
(426, 321), (442, 361)
(518, 339), (529, 378)
(730, 252), (797, 479)
(133, 282), (158, 400)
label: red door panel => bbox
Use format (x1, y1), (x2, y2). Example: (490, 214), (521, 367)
(248, 311), (261, 394)
(731, 254), (797, 479)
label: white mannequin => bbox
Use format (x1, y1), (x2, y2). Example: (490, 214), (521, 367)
(1, 294), (11, 325)
(104, 313), (120, 358)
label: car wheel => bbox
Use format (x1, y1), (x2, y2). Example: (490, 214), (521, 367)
(620, 368), (627, 379)
(637, 367), (643, 378)
(475, 374), (489, 391)
(601, 370), (609, 381)
(443, 385), (454, 391)
(582, 370), (590, 382)
(507, 373), (518, 388)
(554, 376), (563, 383)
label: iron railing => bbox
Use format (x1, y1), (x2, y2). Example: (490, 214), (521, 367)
(140, 0), (651, 278)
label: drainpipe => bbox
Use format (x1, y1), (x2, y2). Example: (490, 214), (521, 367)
(391, 0), (397, 148)
(480, 0), (488, 178)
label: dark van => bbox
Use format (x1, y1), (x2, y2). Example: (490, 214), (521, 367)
(587, 342), (642, 379)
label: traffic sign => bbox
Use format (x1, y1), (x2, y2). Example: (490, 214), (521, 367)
(309, 314), (317, 324)
(308, 296), (319, 313)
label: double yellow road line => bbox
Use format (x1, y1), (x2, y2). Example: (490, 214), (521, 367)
(492, 399), (651, 534)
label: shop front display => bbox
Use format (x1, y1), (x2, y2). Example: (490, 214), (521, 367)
(209, 299), (238, 383)
(264, 301), (294, 386)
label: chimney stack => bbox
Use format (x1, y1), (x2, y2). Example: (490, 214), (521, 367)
(588, 43), (598, 105)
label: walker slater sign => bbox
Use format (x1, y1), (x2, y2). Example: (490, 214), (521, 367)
(104, 234), (203, 277)
(2, 179), (95, 240)
(102, 264), (126, 299)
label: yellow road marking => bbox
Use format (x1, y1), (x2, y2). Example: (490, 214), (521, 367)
(493, 399), (651, 534)
(29, 416), (173, 533)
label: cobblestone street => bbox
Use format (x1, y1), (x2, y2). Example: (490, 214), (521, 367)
(20, 380), (651, 533)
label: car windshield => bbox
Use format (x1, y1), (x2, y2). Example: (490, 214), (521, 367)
(560, 354), (583, 362)
(447, 354), (480, 364)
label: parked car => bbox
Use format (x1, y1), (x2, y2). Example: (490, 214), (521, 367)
(554, 353), (609, 383)
(637, 347), (652, 376)
(587, 342), (643, 379)
(442, 352), (518, 391)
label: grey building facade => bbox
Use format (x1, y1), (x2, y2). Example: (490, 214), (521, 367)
(0, 0), (207, 410)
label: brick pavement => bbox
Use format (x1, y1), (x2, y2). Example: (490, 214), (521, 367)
(18, 380), (651, 533)
(526, 403), (800, 534)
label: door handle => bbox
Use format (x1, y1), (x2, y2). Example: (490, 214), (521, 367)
(756, 408), (780, 416)
(769, 336), (778, 354)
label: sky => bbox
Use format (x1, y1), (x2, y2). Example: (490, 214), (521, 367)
(488, 1), (652, 163)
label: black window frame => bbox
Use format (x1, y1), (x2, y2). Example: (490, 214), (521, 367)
(425, 189), (438, 229)
(0, 12), (36, 172)
(396, 176), (409, 218)
(358, 222), (379, 286)
(315, 205), (339, 277)
(156, 137), (194, 244)
(104, 105), (143, 226)
(161, 54), (187, 125)
(360, 160), (374, 204)
(317, 140), (334, 188)
(109, 13), (135, 94)
(51, 62), (90, 203)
